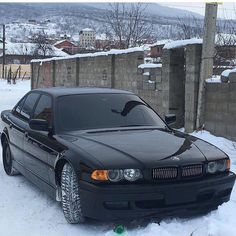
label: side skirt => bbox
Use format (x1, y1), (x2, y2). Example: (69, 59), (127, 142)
(13, 160), (57, 201)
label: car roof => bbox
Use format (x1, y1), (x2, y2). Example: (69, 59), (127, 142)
(33, 87), (134, 97)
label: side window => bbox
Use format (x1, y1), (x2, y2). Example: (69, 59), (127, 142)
(12, 96), (26, 116)
(20, 93), (40, 121)
(33, 95), (53, 126)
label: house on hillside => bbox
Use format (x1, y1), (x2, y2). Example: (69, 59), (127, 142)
(0, 41), (68, 64)
(149, 40), (172, 62)
(54, 39), (78, 55)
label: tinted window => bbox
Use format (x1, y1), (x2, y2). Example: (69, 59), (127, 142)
(57, 94), (165, 131)
(21, 93), (40, 121)
(13, 96), (26, 116)
(33, 95), (53, 125)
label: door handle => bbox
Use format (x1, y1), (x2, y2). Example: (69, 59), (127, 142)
(25, 132), (29, 138)
(9, 124), (13, 129)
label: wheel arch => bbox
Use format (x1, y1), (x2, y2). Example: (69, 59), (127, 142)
(1, 129), (9, 147)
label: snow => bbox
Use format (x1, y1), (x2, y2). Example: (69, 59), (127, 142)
(54, 39), (77, 47)
(1, 41), (68, 57)
(163, 38), (203, 49)
(143, 72), (150, 76)
(150, 39), (172, 47)
(31, 46), (144, 63)
(82, 28), (94, 32)
(206, 75), (221, 83)
(0, 79), (236, 235)
(138, 63), (162, 69)
(221, 68), (236, 78)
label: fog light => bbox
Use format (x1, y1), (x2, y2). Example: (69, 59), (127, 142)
(123, 169), (142, 181)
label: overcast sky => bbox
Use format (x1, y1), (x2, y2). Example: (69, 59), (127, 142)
(160, 2), (236, 19)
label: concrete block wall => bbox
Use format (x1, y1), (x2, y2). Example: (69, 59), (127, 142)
(114, 51), (143, 93)
(162, 48), (185, 128)
(205, 82), (236, 141)
(54, 59), (77, 87)
(31, 50), (170, 121)
(31, 61), (54, 89)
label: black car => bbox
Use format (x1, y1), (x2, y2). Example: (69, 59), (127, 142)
(0, 87), (235, 224)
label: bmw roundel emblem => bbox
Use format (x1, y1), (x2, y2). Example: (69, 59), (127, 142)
(171, 156), (180, 161)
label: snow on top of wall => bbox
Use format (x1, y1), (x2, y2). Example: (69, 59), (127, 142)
(163, 38), (203, 49)
(143, 72), (150, 76)
(221, 68), (236, 77)
(206, 75), (221, 83)
(31, 46), (144, 63)
(150, 39), (172, 47)
(138, 63), (162, 69)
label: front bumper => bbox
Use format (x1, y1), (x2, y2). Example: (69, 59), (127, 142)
(79, 172), (235, 221)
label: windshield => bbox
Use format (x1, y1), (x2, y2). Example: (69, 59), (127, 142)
(56, 93), (165, 132)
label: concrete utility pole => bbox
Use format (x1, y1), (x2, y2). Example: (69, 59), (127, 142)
(2, 24), (5, 79)
(196, 3), (218, 129)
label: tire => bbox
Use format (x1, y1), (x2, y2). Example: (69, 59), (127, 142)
(2, 141), (19, 176)
(61, 163), (85, 224)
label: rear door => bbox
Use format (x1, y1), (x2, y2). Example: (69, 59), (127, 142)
(8, 92), (40, 168)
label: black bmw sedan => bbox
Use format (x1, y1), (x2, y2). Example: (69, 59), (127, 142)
(0, 87), (235, 224)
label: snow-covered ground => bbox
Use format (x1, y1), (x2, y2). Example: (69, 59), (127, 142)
(0, 79), (236, 236)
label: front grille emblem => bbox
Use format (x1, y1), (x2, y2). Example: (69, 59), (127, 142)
(171, 156), (180, 161)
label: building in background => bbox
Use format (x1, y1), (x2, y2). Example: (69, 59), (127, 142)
(150, 40), (172, 62)
(54, 39), (78, 55)
(79, 28), (95, 48)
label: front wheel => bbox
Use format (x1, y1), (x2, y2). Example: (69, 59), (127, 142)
(2, 141), (19, 176)
(61, 163), (85, 224)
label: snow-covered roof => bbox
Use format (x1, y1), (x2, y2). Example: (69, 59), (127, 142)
(0, 41), (68, 57)
(31, 46), (144, 63)
(150, 39), (172, 47)
(163, 38), (203, 49)
(82, 28), (94, 32)
(54, 39), (77, 47)
(138, 63), (162, 69)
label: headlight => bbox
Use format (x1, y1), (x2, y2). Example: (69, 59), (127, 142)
(91, 169), (143, 182)
(207, 161), (218, 174)
(207, 159), (230, 174)
(123, 169), (142, 181)
(107, 170), (123, 182)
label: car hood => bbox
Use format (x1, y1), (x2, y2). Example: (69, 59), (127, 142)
(61, 129), (227, 169)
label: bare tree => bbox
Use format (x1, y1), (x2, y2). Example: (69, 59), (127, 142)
(106, 3), (153, 49)
(214, 19), (236, 66)
(176, 15), (203, 40)
(32, 32), (54, 57)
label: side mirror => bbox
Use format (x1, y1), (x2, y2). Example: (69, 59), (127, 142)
(29, 119), (49, 132)
(165, 114), (176, 125)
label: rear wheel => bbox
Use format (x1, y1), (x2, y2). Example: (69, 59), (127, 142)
(2, 141), (19, 176)
(61, 163), (85, 224)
